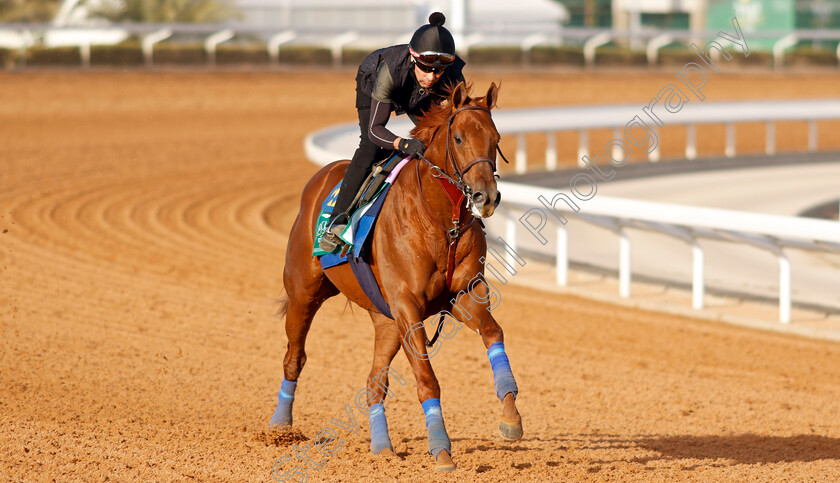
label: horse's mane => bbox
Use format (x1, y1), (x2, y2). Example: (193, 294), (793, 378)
(410, 81), (477, 144)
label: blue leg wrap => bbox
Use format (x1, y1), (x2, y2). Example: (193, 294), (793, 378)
(421, 398), (451, 458)
(488, 342), (519, 403)
(368, 403), (394, 454)
(269, 378), (297, 427)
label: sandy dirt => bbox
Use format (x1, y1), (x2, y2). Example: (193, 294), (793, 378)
(2, 68), (840, 481)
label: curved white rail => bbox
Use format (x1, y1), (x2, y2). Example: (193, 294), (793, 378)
(304, 100), (840, 323)
(305, 99), (840, 172)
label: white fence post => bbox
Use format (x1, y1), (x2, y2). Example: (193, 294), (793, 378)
(649, 129), (661, 162)
(268, 31), (297, 64)
(545, 131), (557, 171)
(515, 133), (527, 174)
(328, 31), (359, 67)
(556, 224), (568, 286)
(725, 123), (736, 158)
(686, 124), (697, 160)
(505, 215), (518, 269)
(765, 121), (776, 155)
(808, 120), (818, 152)
(646, 34), (672, 66)
(583, 32), (611, 68)
(142, 29), (172, 67)
(80, 42), (90, 69)
(692, 240), (704, 309)
(779, 251), (792, 324)
(773, 34), (798, 70)
(619, 228), (631, 298)
(205, 29), (235, 66)
(521, 33), (546, 65)
(577, 130), (588, 168)
(459, 33), (484, 61)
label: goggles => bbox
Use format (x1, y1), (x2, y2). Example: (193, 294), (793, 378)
(409, 47), (455, 68)
(414, 60), (447, 74)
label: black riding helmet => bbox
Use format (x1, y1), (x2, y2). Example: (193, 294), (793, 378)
(409, 12), (456, 68)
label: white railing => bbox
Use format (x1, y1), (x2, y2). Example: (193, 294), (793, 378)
(304, 100), (840, 323)
(305, 100), (840, 172)
(2, 24), (840, 69)
(494, 184), (840, 324)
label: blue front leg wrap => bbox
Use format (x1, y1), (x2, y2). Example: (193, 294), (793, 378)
(368, 403), (394, 454)
(421, 398), (451, 458)
(487, 342), (519, 403)
(269, 378), (297, 427)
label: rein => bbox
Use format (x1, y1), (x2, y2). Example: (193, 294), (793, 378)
(414, 104), (509, 348)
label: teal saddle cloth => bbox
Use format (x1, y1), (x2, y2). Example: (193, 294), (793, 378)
(313, 155), (412, 319)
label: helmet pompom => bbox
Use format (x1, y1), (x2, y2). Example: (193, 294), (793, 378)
(429, 12), (446, 26)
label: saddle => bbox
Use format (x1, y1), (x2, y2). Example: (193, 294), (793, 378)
(313, 154), (408, 258)
(313, 154), (413, 319)
(348, 154), (401, 214)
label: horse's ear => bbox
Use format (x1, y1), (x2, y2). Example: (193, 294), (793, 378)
(451, 81), (468, 109)
(484, 82), (499, 110)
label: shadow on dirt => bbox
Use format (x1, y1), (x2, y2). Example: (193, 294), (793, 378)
(636, 434), (840, 465)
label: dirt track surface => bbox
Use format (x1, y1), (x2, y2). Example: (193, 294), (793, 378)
(3, 69), (840, 481)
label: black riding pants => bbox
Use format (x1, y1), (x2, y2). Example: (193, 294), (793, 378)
(329, 98), (391, 223)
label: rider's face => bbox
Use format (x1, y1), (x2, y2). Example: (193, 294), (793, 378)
(414, 63), (446, 89)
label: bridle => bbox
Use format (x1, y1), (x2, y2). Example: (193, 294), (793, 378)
(416, 104), (509, 210)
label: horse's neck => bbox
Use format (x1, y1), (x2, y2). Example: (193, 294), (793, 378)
(409, 156), (465, 228)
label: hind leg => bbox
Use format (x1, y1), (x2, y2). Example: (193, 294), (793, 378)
(361, 313), (404, 455)
(270, 258), (338, 427)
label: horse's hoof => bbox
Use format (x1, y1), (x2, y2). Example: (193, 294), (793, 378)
(376, 448), (395, 457)
(434, 450), (457, 472)
(499, 417), (523, 441)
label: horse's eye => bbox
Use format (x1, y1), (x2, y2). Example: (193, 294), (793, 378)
(454, 133), (462, 145)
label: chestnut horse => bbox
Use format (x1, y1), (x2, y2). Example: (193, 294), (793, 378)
(271, 82), (522, 472)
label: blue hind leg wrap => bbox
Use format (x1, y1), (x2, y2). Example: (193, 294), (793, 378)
(269, 378), (297, 427)
(421, 398), (451, 458)
(368, 403), (394, 454)
(488, 342), (519, 403)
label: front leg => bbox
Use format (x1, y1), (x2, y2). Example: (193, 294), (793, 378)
(451, 276), (523, 441)
(394, 298), (457, 472)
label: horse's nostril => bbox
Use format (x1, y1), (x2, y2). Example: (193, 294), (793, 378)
(494, 192), (501, 208)
(473, 192), (486, 205)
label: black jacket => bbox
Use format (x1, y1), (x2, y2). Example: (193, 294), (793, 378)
(355, 44), (466, 115)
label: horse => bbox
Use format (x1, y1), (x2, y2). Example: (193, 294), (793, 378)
(271, 81), (523, 472)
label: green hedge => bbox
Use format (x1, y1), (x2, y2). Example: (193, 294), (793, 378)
(152, 42), (206, 65)
(468, 46), (523, 65)
(596, 45), (647, 66)
(26, 46), (81, 66)
(217, 43), (268, 65)
(275, 46), (332, 65)
(786, 46), (839, 67)
(0, 48), (14, 69)
(531, 45), (585, 65)
(0, 43), (835, 69)
(91, 42), (144, 65)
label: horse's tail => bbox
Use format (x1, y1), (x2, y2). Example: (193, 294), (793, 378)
(276, 292), (290, 319)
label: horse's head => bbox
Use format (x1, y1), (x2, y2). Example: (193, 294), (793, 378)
(412, 82), (502, 218)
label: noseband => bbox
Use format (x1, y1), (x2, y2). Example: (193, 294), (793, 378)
(417, 104), (509, 201)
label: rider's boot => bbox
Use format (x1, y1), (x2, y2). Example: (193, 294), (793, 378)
(318, 212), (349, 252)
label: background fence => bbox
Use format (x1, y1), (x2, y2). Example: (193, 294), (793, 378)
(304, 100), (840, 323)
(2, 24), (840, 69)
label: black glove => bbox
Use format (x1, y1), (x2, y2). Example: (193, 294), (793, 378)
(398, 138), (426, 157)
